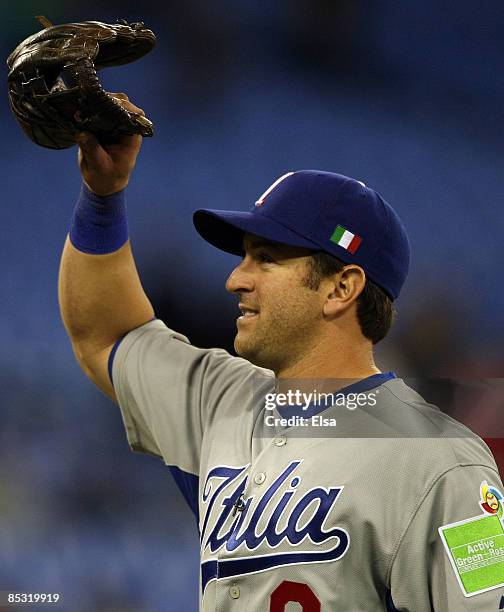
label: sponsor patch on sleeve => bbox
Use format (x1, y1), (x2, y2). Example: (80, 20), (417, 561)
(438, 481), (504, 597)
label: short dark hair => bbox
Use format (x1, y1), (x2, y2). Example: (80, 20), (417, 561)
(304, 251), (395, 344)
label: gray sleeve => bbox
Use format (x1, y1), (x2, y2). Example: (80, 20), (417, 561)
(389, 464), (504, 611)
(111, 319), (260, 474)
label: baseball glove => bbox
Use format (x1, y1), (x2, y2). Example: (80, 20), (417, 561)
(7, 16), (156, 149)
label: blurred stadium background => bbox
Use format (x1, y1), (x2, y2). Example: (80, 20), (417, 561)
(1, 1), (503, 610)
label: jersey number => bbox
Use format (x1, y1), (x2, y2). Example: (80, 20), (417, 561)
(270, 580), (321, 611)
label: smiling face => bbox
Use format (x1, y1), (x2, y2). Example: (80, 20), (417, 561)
(486, 492), (499, 511)
(225, 234), (326, 373)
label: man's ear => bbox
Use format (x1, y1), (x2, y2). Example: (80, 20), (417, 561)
(323, 265), (366, 317)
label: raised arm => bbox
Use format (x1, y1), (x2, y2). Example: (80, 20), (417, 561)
(58, 93), (154, 401)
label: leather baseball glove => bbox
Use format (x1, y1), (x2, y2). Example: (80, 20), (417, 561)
(7, 16), (156, 149)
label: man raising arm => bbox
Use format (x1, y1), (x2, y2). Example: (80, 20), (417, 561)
(58, 100), (504, 609)
(58, 93), (154, 400)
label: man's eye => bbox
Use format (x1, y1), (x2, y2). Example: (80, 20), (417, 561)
(256, 251), (275, 263)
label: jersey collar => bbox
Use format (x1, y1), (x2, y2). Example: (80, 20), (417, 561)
(275, 371), (397, 419)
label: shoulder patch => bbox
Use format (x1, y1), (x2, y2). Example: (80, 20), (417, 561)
(438, 481), (504, 597)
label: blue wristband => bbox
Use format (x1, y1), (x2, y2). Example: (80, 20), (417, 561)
(69, 183), (129, 254)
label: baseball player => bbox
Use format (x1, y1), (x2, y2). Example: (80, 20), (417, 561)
(59, 94), (504, 611)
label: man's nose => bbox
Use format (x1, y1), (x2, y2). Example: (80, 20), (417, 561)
(225, 259), (254, 294)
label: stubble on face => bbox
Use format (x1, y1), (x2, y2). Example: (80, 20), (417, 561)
(233, 247), (324, 373)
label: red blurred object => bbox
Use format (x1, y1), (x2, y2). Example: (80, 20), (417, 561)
(484, 438), (504, 478)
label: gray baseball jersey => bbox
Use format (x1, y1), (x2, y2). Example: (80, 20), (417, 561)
(111, 319), (504, 611)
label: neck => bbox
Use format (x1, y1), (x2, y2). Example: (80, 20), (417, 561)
(276, 332), (380, 381)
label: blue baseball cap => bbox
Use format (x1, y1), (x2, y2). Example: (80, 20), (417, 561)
(193, 170), (410, 300)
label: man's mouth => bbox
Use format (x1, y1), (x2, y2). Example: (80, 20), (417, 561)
(238, 303), (259, 320)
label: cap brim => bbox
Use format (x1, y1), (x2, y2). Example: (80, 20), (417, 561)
(193, 208), (322, 255)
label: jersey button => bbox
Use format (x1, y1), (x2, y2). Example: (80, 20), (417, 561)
(229, 585), (240, 599)
(254, 472), (266, 485)
(274, 436), (287, 447)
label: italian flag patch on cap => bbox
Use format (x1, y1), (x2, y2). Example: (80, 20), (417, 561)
(330, 225), (362, 254)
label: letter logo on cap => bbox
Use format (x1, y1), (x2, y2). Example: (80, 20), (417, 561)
(255, 172), (295, 207)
